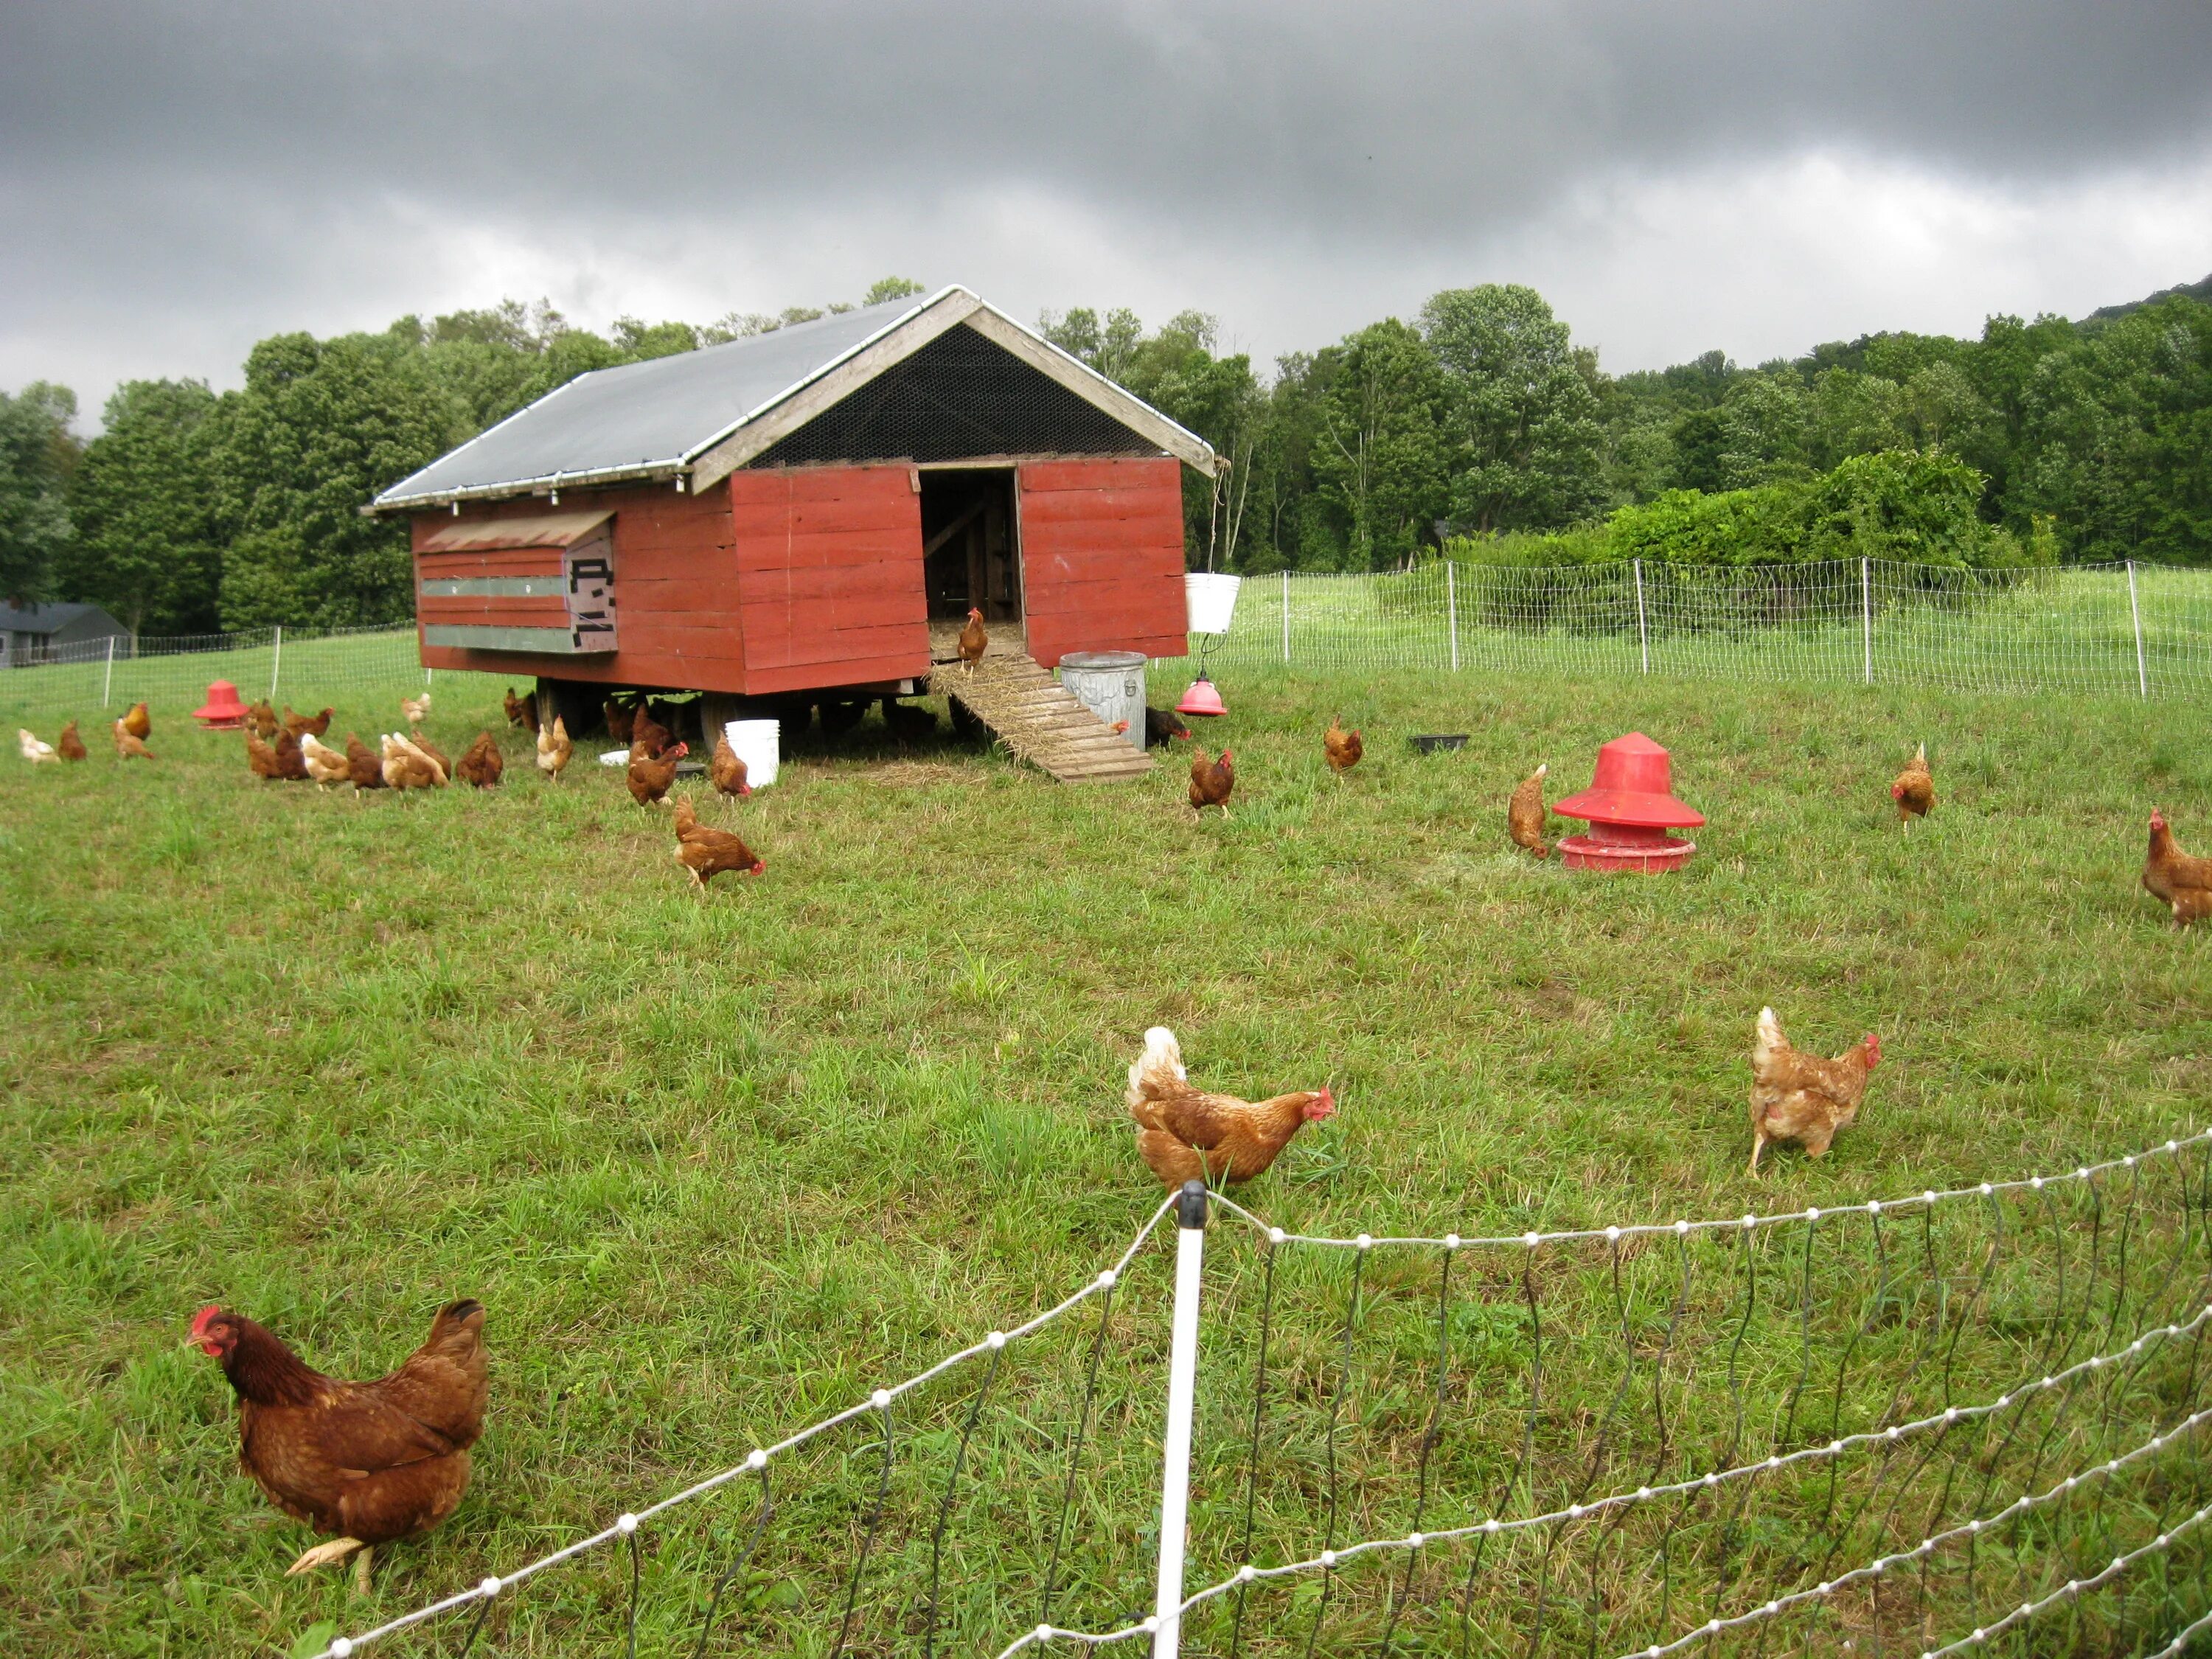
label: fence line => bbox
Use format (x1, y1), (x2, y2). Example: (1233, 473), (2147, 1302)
(1208, 1127), (2212, 1253)
(1001, 1406), (2212, 1659)
(304, 1193), (1178, 1659)
(303, 1125), (2211, 1659)
(0, 624), (446, 723)
(1208, 558), (2212, 698)
(9, 559), (2212, 723)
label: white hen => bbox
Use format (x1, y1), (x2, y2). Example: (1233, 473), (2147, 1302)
(18, 728), (58, 763)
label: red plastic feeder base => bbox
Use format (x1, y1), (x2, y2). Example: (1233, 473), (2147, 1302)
(1559, 825), (1697, 873)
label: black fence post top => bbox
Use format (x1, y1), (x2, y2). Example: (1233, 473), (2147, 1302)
(1177, 1180), (1210, 1230)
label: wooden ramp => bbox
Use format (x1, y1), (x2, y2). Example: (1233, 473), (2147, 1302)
(931, 652), (1155, 784)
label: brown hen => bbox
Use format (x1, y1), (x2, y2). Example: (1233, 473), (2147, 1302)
(189, 1300), (487, 1592)
(672, 795), (764, 891)
(1748, 1007), (1880, 1175)
(1125, 1027), (1335, 1189)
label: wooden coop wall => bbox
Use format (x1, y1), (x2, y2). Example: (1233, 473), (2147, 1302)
(727, 466), (931, 695)
(413, 484), (746, 692)
(1017, 458), (1190, 668)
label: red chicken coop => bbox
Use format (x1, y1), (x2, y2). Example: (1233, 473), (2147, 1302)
(370, 287), (1219, 773)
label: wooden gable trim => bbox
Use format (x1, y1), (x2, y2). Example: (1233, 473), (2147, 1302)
(684, 288), (1222, 492)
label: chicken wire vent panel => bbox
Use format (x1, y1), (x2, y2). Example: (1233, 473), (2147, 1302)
(748, 324), (1164, 468)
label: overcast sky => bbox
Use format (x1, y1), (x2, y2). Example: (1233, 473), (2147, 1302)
(7, 1), (2212, 420)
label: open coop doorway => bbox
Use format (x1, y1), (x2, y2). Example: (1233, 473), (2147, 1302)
(921, 467), (1022, 630)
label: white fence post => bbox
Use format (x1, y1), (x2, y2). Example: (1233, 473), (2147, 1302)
(1633, 559), (1649, 675)
(102, 635), (116, 709)
(1151, 1182), (1208, 1659)
(1280, 570), (1291, 663)
(1861, 558), (1873, 685)
(2128, 560), (2147, 699)
(268, 625), (283, 702)
(1446, 561), (1459, 672)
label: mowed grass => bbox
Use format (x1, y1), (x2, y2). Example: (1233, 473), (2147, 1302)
(2, 667), (2210, 1658)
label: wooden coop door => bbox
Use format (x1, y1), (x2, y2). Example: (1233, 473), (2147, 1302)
(921, 468), (1021, 625)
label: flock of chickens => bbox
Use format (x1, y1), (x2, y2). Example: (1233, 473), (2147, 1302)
(19, 676), (2208, 1595)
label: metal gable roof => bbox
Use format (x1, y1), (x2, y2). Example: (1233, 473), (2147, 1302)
(375, 298), (924, 509)
(370, 287), (1217, 512)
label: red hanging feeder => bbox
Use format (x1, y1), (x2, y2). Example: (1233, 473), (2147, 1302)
(1553, 731), (1703, 872)
(192, 680), (248, 729)
(1175, 672), (1228, 718)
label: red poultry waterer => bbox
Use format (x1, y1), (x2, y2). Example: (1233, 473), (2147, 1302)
(1552, 731), (1704, 872)
(1175, 672), (1228, 718)
(192, 680), (248, 728)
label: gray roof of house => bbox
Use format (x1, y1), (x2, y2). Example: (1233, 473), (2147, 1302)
(375, 297), (928, 508)
(0, 601), (122, 636)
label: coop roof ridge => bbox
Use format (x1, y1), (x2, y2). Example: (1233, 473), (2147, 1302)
(369, 286), (1218, 514)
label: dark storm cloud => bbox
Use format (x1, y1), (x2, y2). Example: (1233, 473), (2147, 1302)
(4, 1), (2211, 402)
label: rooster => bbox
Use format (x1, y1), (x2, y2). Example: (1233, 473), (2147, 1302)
(1323, 716), (1363, 776)
(957, 606), (987, 675)
(282, 706), (333, 740)
(1189, 748), (1234, 818)
(709, 731), (751, 799)
(2143, 810), (2212, 928)
(300, 733), (350, 788)
(344, 734), (386, 791)
(122, 701), (151, 741)
(57, 720), (87, 762)
(1748, 1008), (1880, 1175)
(502, 686), (539, 732)
(455, 731), (504, 788)
(18, 728), (58, 764)
(1144, 706), (1192, 748)
(1509, 764), (1551, 858)
(400, 691), (431, 731)
(536, 714), (574, 784)
(188, 1301), (487, 1593)
(114, 719), (156, 761)
(627, 741), (688, 807)
(1125, 1027), (1335, 1189)
(672, 795), (764, 892)
(1891, 743), (1933, 829)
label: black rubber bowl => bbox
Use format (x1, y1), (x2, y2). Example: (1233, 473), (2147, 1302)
(1408, 734), (1469, 754)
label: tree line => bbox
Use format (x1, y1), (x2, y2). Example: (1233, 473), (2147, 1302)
(1, 274), (2206, 636)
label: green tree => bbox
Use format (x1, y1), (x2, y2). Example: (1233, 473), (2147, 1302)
(215, 333), (465, 627)
(63, 379), (226, 636)
(0, 383), (80, 603)
(1715, 372), (1812, 488)
(1802, 449), (1995, 565)
(2014, 297), (2212, 562)
(1419, 284), (1604, 532)
(862, 276), (928, 305)
(1808, 369), (1906, 469)
(1311, 319), (1451, 568)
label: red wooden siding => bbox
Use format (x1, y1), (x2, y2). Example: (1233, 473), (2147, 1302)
(728, 467), (929, 694)
(1018, 459), (1189, 668)
(414, 485), (747, 689)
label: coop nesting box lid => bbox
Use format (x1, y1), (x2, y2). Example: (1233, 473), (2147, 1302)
(1551, 732), (1705, 829)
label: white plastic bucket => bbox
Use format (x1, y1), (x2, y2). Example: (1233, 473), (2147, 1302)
(723, 718), (781, 787)
(1184, 572), (1242, 635)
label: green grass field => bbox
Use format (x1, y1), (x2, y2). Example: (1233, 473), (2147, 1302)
(3, 665), (2209, 1658)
